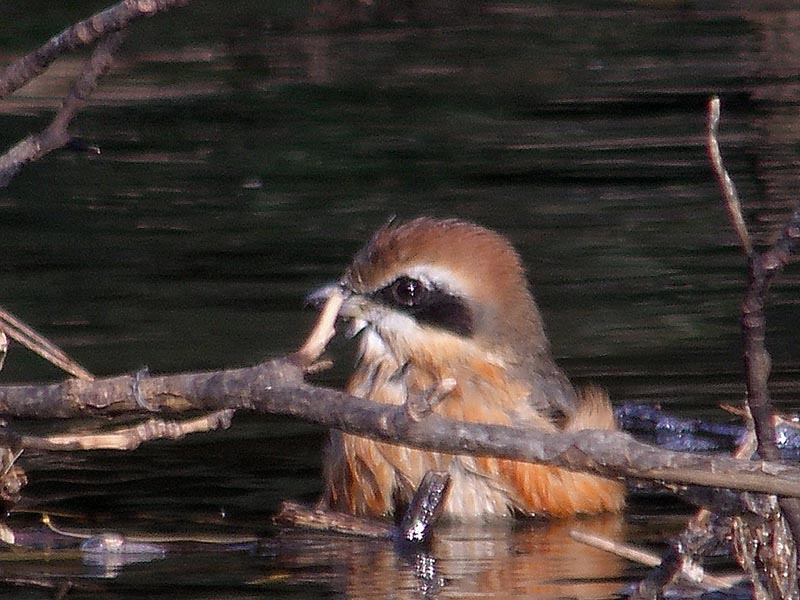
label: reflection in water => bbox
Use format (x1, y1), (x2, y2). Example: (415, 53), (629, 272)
(275, 515), (626, 599)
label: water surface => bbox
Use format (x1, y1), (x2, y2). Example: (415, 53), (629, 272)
(1, 1), (799, 598)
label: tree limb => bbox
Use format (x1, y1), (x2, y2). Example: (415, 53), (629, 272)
(0, 0), (191, 100)
(0, 0), (194, 188)
(3, 359), (800, 499)
(0, 31), (125, 188)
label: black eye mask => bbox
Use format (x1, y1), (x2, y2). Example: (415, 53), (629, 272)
(372, 276), (474, 337)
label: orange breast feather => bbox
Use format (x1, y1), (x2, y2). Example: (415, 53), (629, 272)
(323, 350), (624, 519)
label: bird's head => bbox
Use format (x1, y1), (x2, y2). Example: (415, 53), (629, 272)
(309, 218), (553, 371)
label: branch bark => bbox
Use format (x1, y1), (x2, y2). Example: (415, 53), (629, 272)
(0, 31), (127, 188)
(0, 0), (191, 100)
(708, 95), (800, 594)
(21, 409), (234, 451)
(743, 206), (800, 552)
(0, 0), (193, 188)
(4, 358), (800, 500)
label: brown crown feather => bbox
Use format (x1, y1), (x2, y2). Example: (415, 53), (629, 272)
(343, 218), (550, 357)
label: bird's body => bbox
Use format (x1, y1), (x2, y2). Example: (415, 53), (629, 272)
(318, 218), (624, 519)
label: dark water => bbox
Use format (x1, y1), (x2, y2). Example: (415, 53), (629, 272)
(1, 1), (800, 598)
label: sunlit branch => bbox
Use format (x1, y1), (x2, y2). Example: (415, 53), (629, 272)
(706, 96), (753, 256)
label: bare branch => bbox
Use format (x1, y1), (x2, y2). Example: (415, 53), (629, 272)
(0, 305), (94, 380)
(0, 0), (195, 188)
(706, 96), (753, 255)
(3, 361), (800, 499)
(0, 32), (126, 188)
(21, 409), (234, 451)
(710, 96), (800, 588)
(0, 0), (191, 100)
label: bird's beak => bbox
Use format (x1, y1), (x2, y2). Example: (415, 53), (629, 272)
(305, 282), (367, 339)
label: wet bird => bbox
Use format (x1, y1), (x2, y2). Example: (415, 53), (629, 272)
(311, 218), (624, 519)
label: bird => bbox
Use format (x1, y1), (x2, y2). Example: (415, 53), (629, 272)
(311, 217), (624, 519)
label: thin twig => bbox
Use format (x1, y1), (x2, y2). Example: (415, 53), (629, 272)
(570, 529), (743, 590)
(43, 514), (259, 544)
(292, 288), (343, 368)
(0, 306), (94, 380)
(706, 96), (753, 256)
(21, 409), (234, 451)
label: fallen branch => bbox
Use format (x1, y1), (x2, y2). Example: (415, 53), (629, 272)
(3, 356), (800, 499)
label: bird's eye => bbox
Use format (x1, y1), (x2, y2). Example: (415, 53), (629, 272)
(390, 277), (425, 307)
(372, 275), (474, 337)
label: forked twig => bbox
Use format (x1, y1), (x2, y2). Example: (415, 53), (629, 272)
(0, 32), (126, 189)
(0, 0), (191, 100)
(706, 96), (800, 596)
(0, 0), (194, 188)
